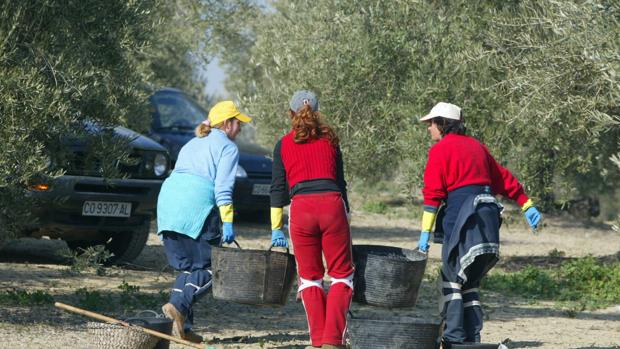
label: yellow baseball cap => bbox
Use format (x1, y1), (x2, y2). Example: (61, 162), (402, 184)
(208, 101), (252, 125)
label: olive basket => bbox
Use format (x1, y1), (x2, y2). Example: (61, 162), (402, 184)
(86, 322), (159, 349)
(353, 244), (428, 308)
(347, 312), (440, 349)
(212, 241), (296, 306)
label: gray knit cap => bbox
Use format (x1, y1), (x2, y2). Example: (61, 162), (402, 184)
(289, 90), (319, 113)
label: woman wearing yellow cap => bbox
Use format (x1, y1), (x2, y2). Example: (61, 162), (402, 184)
(157, 101), (251, 343)
(417, 102), (541, 348)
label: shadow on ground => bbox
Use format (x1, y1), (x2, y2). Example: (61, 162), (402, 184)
(207, 332), (308, 345)
(504, 340), (543, 348)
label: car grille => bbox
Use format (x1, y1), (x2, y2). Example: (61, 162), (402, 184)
(246, 171), (271, 179)
(73, 183), (150, 194)
(64, 151), (164, 179)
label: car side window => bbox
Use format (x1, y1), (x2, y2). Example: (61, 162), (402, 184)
(152, 93), (206, 129)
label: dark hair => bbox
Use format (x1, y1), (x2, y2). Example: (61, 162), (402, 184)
(432, 117), (466, 136)
(289, 104), (339, 146)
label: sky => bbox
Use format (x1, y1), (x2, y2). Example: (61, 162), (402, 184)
(204, 57), (228, 98)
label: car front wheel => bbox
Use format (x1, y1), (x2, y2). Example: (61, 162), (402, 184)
(66, 221), (151, 265)
(104, 226), (150, 265)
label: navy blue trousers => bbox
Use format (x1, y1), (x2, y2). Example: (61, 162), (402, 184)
(440, 186), (490, 344)
(162, 207), (221, 331)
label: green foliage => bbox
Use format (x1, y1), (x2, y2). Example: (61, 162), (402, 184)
(65, 245), (113, 276)
(75, 287), (111, 312)
(485, 265), (560, 299)
(143, 0), (218, 102)
(0, 1), (154, 241)
(0, 289), (54, 306)
(75, 282), (167, 312)
(483, 256), (620, 310)
(361, 200), (388, 214)
(0, 1), (218, 242)
(219, 0), (620, 207)
(547, 248), (566, 258)
(118, 280), (168, 310)
(560, 257), (620, 306)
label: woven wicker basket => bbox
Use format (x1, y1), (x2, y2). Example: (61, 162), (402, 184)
(87, 322), (159, 349)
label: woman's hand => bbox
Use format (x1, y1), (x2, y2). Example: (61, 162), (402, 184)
(271, 229), (288, 248)
(222, 222), (235, 243)
(418, 231), (430, 252)
(524, 207), (542, 230)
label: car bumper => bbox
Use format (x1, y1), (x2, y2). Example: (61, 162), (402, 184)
(233, 177), (271, 211)
(27, 175), (163, 239)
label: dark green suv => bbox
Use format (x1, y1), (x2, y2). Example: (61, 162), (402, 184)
(26, 126), (170, 264)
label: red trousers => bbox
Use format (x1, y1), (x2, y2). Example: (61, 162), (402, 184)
(289, 192), (354, 347)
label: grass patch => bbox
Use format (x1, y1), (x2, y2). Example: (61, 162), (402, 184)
(361, 200), (388, 214)
(483, 256), (620, 312)
(0, 289), (54, 306)
(118, 280), (168, 310)
(75, 281), (168, 312)
(75, 287), (112, 311)
(64, 245), (113, 276)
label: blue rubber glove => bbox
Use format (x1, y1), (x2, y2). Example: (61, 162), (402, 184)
(418, 231), (430, 252)
(524, 207), (542, 230)
(222, 222), (235, 244)
(271, 229), (288, 248)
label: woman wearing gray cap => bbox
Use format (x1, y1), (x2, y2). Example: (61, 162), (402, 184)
(269, 90), (353, 349)
(417, 102), (542, 348)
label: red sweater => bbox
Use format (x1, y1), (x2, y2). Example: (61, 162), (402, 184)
(422, 134), (529, 208)
(280, 131), (337, 189)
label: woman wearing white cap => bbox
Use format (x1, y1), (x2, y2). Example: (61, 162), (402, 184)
(157, 101), (251, 343)
(269, 90), (353, 349)
(417, 102), (541, 348)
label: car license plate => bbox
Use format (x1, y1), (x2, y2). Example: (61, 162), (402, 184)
(82, 201), (132, 217)
(251, 184), (270, 196)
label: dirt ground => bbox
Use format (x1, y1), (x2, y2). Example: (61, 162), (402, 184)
(0, 207), (619, 349)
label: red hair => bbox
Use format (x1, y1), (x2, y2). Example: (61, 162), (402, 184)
(290, 105), (339, 146)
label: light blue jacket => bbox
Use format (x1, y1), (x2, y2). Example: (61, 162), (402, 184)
(157, 129), (239, 238)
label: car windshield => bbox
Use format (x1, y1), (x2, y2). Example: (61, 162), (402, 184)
(152, 92), (206, 129)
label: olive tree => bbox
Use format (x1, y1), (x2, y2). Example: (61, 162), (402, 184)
(219, 0), (620, 209)
(476, 0), (620, 207)
(0, 0), (216, 242)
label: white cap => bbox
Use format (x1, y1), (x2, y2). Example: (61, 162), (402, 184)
(420, 102), (462, 121)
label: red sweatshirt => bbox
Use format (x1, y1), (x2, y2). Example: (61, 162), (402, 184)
(270, 130), (349, 210)
(280, 131), (337, 187)
(422, 134), (529, 208)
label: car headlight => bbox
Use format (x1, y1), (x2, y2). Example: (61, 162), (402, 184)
(236, 165), (248, 178)
(154, 153), (168, 177)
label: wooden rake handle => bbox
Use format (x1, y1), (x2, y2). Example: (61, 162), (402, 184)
(54, 302), (205, 349)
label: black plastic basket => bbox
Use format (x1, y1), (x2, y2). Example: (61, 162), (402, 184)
(212, 241), (296, 306)
(353, 244), (427, 308)
(347, 312), (439, 349)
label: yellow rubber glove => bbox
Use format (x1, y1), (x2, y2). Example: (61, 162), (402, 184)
(219, 204), (234, 223)
(419, 209), (437, 252)
(271, 207), (283, 231)
(521, 199), (534, 212)
(421, 210), (437, 233)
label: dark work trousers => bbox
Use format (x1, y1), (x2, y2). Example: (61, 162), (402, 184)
(441, 272), (484, 343)
(440, 186), (493, 344)
(162, 207), (221, 332)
